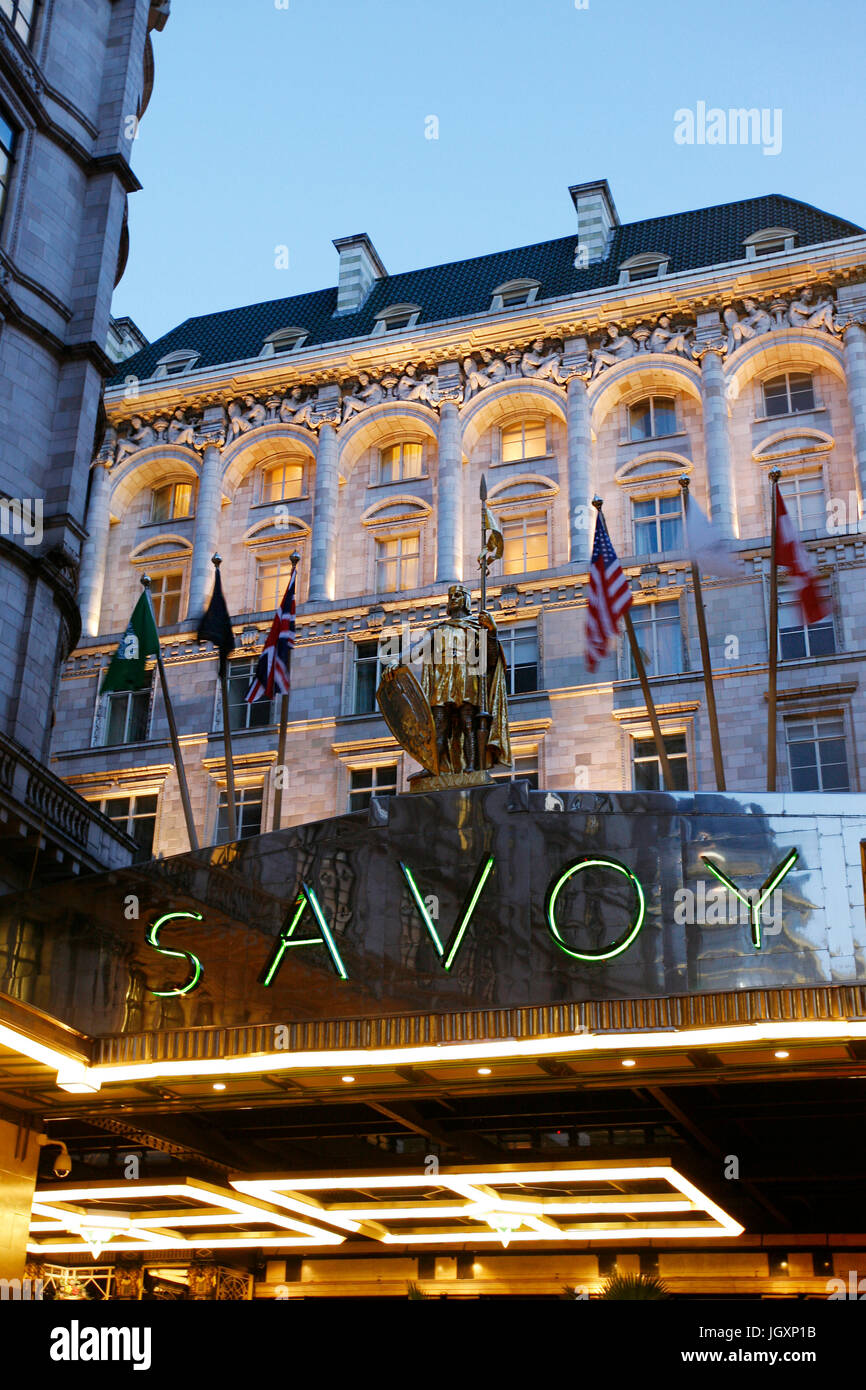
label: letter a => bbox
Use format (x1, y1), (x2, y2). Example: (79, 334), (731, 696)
(259, 884), (348, 984)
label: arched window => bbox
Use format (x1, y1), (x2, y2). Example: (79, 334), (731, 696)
(628, 396), (677, 441)
(490, 278), (541, 311)
(260, 459), (305, 503)
(500, 418), (548, 463)
(154, 348), (199, 378)
(379, 440), (424, 484)
(762, 372), (815, 418)
(744, 227), (796, 260)
(262, 326), (308, 355)
(618, 253), (669, 286)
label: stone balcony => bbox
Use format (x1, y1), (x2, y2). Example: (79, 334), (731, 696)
(0, 732), (136, 893)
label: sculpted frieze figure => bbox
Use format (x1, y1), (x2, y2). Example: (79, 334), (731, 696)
(521, 337), (565, 382)
(396, 363), (439, 405)
(341, 371), (385, 421)
(648, 314), (694, 356)
(590, 324), (638, 377)
(227, 394), (267, 439)
(278, 385), (317, 429)
(167, 407), (197, 448)
(479, 349), (508, 384)
(462, 355), (492, 401)
(787, 288), (838, 333)
(114, 415), (156, 463)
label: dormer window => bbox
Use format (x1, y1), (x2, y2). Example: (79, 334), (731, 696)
(744, 228), (796, 261)
(154, 348), (199, 378)
(262, 326), (308, 356)
(618, 253), (669, 286)
(490, 278), (541, 312)
(374, 304), (421, 335)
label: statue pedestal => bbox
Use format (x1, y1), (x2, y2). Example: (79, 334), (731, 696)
(408, 769), (492, 794)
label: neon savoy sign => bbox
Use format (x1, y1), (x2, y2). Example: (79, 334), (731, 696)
(144, 849), (799, 997)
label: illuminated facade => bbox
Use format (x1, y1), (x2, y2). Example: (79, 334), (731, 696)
(50, 182), (866, 855)
(3, 179), (866, 1299)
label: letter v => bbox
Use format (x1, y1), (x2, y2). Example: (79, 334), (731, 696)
(699, 849), (797, 949)
(259, 884), (348, 984)
(400, 856), (496, 970)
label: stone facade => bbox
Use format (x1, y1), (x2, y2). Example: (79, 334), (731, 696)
(0, 0), (169, 889)
(51, 184), (866, 859)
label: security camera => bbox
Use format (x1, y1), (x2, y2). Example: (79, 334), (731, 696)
(52, 1150), (72, 1179)
(38, 1134), (72, 1179)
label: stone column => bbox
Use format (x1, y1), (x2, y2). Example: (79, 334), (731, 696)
(308, 404), (341, 602)
(562, 338), (592, 564)
(842, 321), (866, 503)
(436, 364), (464, 583)
(77, 432), (115, 638)
(188, 441), (224, 618)
(698, 345), (736, 538)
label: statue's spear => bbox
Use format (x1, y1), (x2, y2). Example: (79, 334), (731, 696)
(476, 474), (502, 772)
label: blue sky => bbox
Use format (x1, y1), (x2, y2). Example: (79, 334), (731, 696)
(114, 0), (866, 342)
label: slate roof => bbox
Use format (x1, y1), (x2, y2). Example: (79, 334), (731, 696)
(110, 194), (863, 386)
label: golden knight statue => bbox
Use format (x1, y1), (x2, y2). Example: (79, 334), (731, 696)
(376, 479), (512, 790)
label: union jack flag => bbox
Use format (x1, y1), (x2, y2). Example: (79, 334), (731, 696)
(246, 566), (297, 703)
(585, 509), (633, 672)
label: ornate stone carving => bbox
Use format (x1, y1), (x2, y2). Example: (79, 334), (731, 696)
(166, 406), (197, 447)
(227, 394), (267, 439)
(341, 371), (385, 421)
(396, 363), (439, 405)
(278, 385), (317, 429)
(722, 288), (842, 354)
(114, 415), (156, 463)
(647, 314), (694, 357)
(590, 324), (638, 377)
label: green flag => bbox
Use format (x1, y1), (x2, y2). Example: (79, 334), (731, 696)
(100, 590), (160, 694)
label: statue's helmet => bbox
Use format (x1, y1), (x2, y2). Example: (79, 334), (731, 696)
(447, 584), (471, 613)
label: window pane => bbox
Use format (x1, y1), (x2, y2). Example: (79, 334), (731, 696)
(402, 443), (423, 479)
(629, 401), (653, 441)
(501, 422), (525, 462)
(127, 689), (150, 742)
(380, 445), (399, 482)
(354, 641), (379, 714)
(659, 513), (683, 551)
(788, 374), (815, 412)
(653, 398), (677, 435)
(151, 486), (171, 523)
(523, 420), (547, 458)
(173, 484), (193, 519)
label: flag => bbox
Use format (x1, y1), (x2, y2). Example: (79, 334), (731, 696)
(774, 484), (830, 626)
(100, 590), (160, 693)
(483, 503), (504, 561)
(246, 566), (297, 703)
(684, 494), (740, 577)
(197, 567), (235, 676)
(585, 510), (633, 672)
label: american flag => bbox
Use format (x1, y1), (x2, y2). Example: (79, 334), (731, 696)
(774, 483), (830, 627)
(246, 566), (297, 703)
(585, 509), (633, 672)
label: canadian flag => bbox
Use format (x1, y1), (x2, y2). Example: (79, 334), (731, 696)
(774, 483), (830, 626)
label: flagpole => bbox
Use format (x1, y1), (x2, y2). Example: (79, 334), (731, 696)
(476, 474), (492, 773)
(272, 552), (300, 832)
(766, 467), (781, 792)
(593, 497), (675, 793)
(680, 476), (726, 791)
(141, 575), (199, 852)
(211, 553), (237, 841)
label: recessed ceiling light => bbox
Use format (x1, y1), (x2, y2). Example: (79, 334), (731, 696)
(477, 1067), (492, 1076)
(212, 1082), (226, 1091)
(622, 1058), (637, 1067)
(341, 1075), (355, 1083)
(774, 1050), (790, 1059)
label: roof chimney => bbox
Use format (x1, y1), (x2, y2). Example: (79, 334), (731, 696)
(332, 234), (388, 315)
(569, 180), (620, 265)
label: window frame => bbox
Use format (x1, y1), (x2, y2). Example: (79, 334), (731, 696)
(0, 102), (18, 228)
(222, 656), (275, 732)
(96, 791), (159, 862)
(626, 598), (684, 679)
(347, 762), (399, 812)
(761, 371), (817, 419)
(147, 568), (186, 627)
(498, 417), (549, 464)
(500, 510), (550, 577)
(352, 638), (384, 715)
(149, 480), (196, 525)
(216, 783), (265, 843)
(630, 730), (690, 791)
(374, 530), (422, 594)
(784, 714), (850, 793)
(258, 458), (307, 505)
(631, 492), (684, 558)
(491, 744), (540, 789)
(498, 620), (540, 696)
(627, 396), (679, 443)
(777, 575), (836, 662)
(377, 439), (426, 485)
(0, 0), (37, 45)
(102, 684), (153, 748)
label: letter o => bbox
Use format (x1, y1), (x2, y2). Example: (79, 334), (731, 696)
(545, 857), (645, 962)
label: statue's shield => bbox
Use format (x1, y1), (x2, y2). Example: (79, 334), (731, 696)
(376, 664), (439, 775)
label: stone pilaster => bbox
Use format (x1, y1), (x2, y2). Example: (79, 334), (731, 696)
(435, 363), (464, 584)
(77, 434), (115, 638)
(837, 286), (866, 506)
(562, 338), (592, 564)
(308, 393), (342, 601)
(696, 322), (736, 537)
(188, 408), (227, 618)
